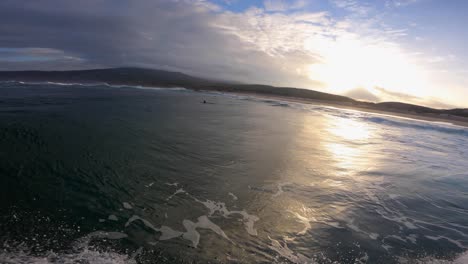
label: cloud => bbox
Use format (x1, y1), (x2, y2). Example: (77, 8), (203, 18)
(263, 0), (307, 12)
(385, 0), (422, 8)
(0, 0), (458, 107)
(0, 0), (330, 88)
(339, 86), (456, 109)
(330, 0), (372, 16)
(374, 86), (419, 100)
(373, 87), (454, 109)
(0, 47), (83, 62)
(345, 87), (380, 102)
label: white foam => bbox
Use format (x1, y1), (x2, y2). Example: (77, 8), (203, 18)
(125, 215), (182, 241)
(123, 202), (133, 210)
(125, 215), (158, 232)
(158, 226), (183, 241)
(381, 244), (392, 252)
(290, 211), (314, 235)
(0, 230), (134, 264)
(374, 204), (418, 230)
(108, 215), (118, 221)
(124, 187), (259, 247)
(405, 251), (468, 264)
(454, 251), (468, 264)
(87, 231), (128, 240)
(21, 81), (189, 93)
(326, 221), (342, 228)
(123, 85), (188, 92)
(199, 199), (230, 216)
(182, 215), (229, 247)
(425, 235), (466, 249)
(124, 214), (229, 248)
(145, 182), (154, 187)
(272, 182), (289, 197)
(196, 198), (259, 236)
(346, 218), (379, 240)
(0, 250), (136, 264)
(322, 179), (344, 188)
(7, 81), (123, 89)
(268, 237), (314, 264)
(228, 192), (238, 200)
(166, 188), (186, 201)
(355, 252), (369, 264)
(407, 234), (418, 244)
(237, 210), (260, 236)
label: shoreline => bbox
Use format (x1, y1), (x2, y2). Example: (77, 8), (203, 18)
(223, 91), (468, 128)
(3, 79), (468, 128)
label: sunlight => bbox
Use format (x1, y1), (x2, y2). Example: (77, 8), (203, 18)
(323, 115), (375, 173)
(306, 35), (429, 97)
(327, 116), (371, 141)
(326, 143), (361, 170)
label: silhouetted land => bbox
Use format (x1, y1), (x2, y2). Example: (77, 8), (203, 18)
(1, 67), (467, 124)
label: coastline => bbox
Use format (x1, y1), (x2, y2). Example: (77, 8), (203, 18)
(224, 91), (468, 128)
(2, 68), (467, 128)
(2, 78), (467, 128)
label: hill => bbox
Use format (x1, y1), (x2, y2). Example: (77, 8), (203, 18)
(0, 67), (355, 103)
(0, 67), (466, 120)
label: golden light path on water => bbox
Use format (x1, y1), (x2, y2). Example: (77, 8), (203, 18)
(324, 116), (374, 176)
(265, 111), (381, 240)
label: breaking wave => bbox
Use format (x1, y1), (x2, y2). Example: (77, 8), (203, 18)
(361, 116), (468, 136)
(0, 80), (187, 92)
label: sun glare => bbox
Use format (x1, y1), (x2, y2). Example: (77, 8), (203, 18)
(306, 35), (428, 97)
(324, 116), (375, 173)
(327, 116), (371, 141)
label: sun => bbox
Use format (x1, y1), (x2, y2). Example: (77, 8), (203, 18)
(306, 35), (429, 97)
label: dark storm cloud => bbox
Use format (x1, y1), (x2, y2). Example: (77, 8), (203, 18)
(0, 0), (321, 87)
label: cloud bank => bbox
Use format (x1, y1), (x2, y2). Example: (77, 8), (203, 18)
(0, 0), (409, 87)
(0, 0), (463, 108)
(0, 0), (326, 88)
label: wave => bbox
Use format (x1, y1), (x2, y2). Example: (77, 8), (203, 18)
(0, 80), (107, 87)
(211, 91), (468, 137)
(361, 116), (468, 136)
(0, 80), (188, 92)
(409, 251), (468, 264)
(219, 93), (467, 136)
(0, 231), (135, 264)
(0, 250), (135, 264)
(3, 81), (465, 137)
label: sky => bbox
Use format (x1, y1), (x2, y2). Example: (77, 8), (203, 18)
(0, 0), (467, 108)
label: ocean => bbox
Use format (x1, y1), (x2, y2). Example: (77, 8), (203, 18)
(0, 82), (467, 263)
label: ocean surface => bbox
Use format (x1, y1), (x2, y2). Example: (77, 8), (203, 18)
(0, 82), (467, 264)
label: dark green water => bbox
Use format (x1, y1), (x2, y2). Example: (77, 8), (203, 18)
(0, 82), (467, 263)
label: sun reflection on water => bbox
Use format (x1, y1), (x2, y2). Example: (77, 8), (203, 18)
(263, 110), (385, 254)
(324, 115), (376, 175)
(327, 116), (371, 141)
